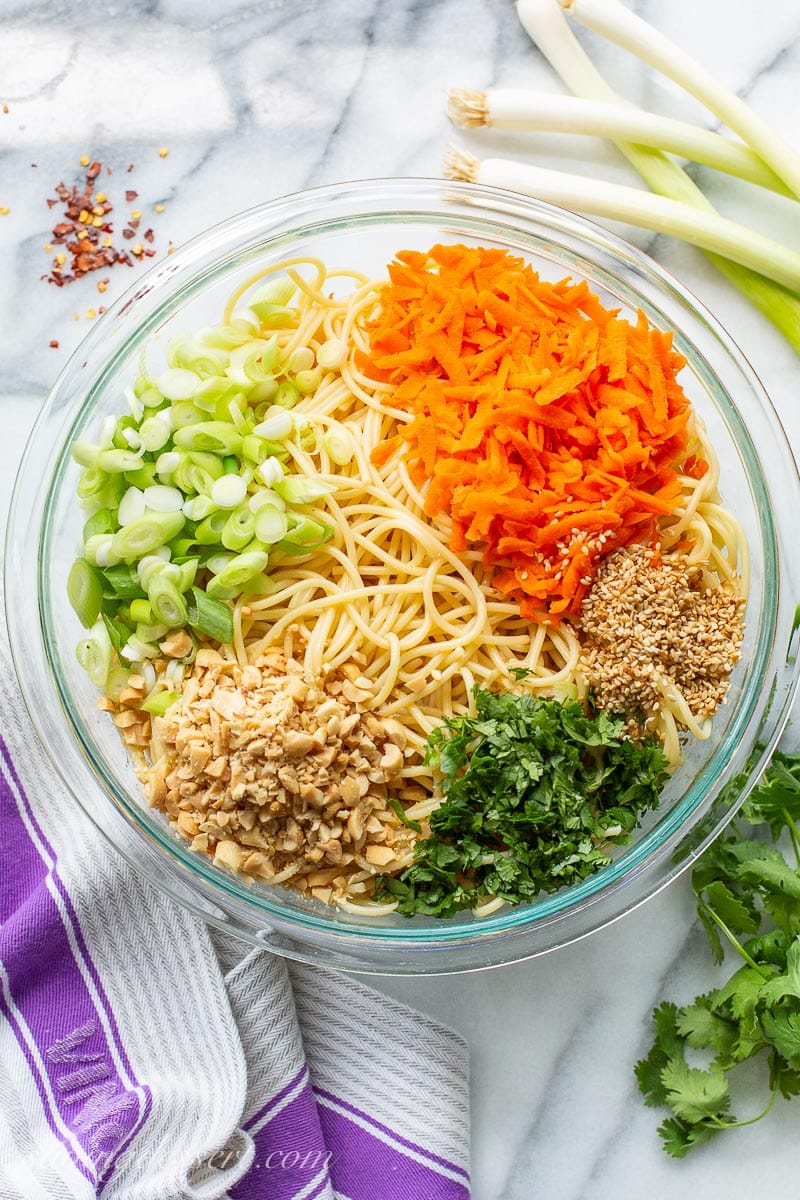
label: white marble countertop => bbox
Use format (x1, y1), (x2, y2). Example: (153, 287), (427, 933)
(2, 2), (800, 1197)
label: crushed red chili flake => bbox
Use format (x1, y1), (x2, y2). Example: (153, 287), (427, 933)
(43, 157), (163, 287)
(49, 340), (59, 349)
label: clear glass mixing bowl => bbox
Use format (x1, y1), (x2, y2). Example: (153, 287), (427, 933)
(7, 178), (800, 973)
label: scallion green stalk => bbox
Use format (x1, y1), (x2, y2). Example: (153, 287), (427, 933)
(514, 0), (800, 352)
(560, 0), (800, 199)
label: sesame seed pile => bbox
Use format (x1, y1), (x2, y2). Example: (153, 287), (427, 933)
(577, 544), (745, 723)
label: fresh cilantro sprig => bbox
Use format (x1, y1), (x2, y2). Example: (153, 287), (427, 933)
(377, 688), (668, 917)
(636, 751), (800, 1156)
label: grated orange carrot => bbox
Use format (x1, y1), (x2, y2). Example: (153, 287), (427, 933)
(364, 244), (701, 622)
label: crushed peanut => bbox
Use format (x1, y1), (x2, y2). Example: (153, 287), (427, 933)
(578, 544), (745, 723)
(144, 651), (415, 899)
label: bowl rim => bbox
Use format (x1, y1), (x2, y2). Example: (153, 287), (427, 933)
(8, 175), (800, 974)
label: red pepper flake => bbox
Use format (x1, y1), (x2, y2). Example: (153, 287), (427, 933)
(49, 340), (59, 349)
(42, 156), (164, 287)
(144, 227), (154, 243)
(127, 163), (134, 173)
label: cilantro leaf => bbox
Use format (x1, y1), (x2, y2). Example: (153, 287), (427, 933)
(635, 1003), (684, 1107)
(658, 1117), (718, 1158)
(760, 1012), (800, 1069)
(676, 998), (738, 1057)
(660, 1058), (731, 1123)
(378, 691), (668, 917)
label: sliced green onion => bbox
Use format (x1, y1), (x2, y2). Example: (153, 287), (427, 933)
(276, 515), (334, 555)
(137, 555), (179, 590)
(158, 368), (200, 401)
(280, 515), (333, 550)
(123, 462), (158, 490)
(253, 409), (293, 440)
(254, 504), (289, 545)
(273, 476), (337, 505)
(186, 586), (234, 643)
(129, 598), (155, 624)
(206, 576), (239, 601)
(316, 338), (347, 369)
(274, 381), (298, 408)
(112, 511), (186, 560)
(222, 506), (256, 551)
(82, 508), (116, 542)
(323, 426), (356, 466)
(102, 612), (131, 656)
(240, 571), (275, 596)
(171, 402), (204, 429)
(143, 485), (184, 513)
(177, 559), (199, 591)
(136, 621), (171, 643)
(103, 563), (148, 598)
(68, 559), (104, 627)
(288, 346), (315, 373)
(211, 474), (247, 509)
(76, 621), (113, 687)
(85, 534), (122, 568)
(148, 576), (189, 628)
(77, 468), (109, 500)
(156, 450), (181, 476)
(182, 495), (218, 522)
(174, 422), (243, 456)
(141, 690), (180, 716)
(121, 634), (161, 662)
(249, 278), (296, 322)
(72, 439), (101, 468)
(195, 510), (229, 545)
(214, 549), (269, 589)
(241, 435), (269, 464)
(206, 551), (235, 575)
(139, 416), (172, 452)
(258, 456), (284, 487)
(118, 486), (147, 527)
(105, 665), (132, 702)
(97, 448), (144, 474)
(248, 488), (286, 513)
(294, 368), (321, 395)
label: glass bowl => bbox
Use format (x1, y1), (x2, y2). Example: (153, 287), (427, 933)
(8, 178), (800, 974)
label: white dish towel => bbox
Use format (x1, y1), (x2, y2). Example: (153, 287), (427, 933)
(0, 619), (470, 1200)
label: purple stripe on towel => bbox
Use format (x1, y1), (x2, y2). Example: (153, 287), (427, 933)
(0, 737), (151, 1189)
(314, 1085), (470, 1182)
(318, 1100), (470, 1200)
(231, 1081), (331, 1200)
(243, 1063), (308, 1133)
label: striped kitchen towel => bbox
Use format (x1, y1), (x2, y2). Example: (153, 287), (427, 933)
(0, 618), (470, 1200)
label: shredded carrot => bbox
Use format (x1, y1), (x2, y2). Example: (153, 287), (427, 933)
(365, 244), (694, 622)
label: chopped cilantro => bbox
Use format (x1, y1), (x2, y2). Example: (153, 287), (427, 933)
(377, 689), (668, 917)
(636, 751), (800, 1155)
